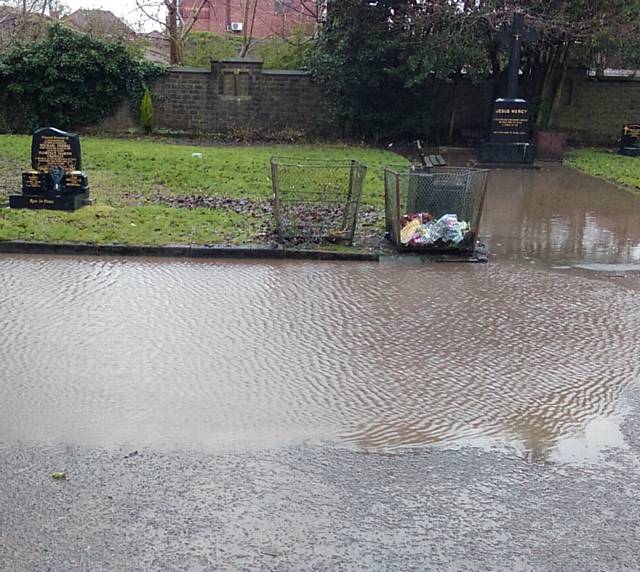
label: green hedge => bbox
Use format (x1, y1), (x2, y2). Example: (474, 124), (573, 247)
(0, 24), (165, 133)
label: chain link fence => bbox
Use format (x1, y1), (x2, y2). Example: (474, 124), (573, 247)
(271, 157), (367, 244)
(384, 166), (489, 252)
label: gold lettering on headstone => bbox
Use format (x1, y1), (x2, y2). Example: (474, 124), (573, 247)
(624, 125), (640, 138)
(26, 174), (40, 188)
(66, 174), (81, 187)
(492, 111), (529, 137)
(36, 136), (76, 172)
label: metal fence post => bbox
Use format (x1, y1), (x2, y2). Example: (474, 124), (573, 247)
(341, 159), (356, 236)
(270, 158), (282, 242)
(395, 173), (402, 246)
(348, 164), (365, 245)
(472, 171), (490, 247)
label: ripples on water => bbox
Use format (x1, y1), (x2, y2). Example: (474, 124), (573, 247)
(1, 254), (639, 461)
(2, 166), (640, 460)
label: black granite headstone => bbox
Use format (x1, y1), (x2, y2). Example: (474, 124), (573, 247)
(10, 127), (90, 211)
(489, 99), (531, 144)
(619, 124), (640, 157)
(479, 13), (538, 165)
(480, 98), (535, 164)
(31, 127), (82, 171)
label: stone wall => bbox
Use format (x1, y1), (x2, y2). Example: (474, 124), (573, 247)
(97, 60), (640, 145)
(554, 73), (640, 144)
(100, 59), (326, 136)
(98, 60), (496, 139)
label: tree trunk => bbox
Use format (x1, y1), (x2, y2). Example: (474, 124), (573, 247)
(535, 47), (559, 130)
(487, 40), (502, 126)
(166, 0), (180, 65)
(448, 80), (457, 142)
(548, 45), (570, 129)
(240, 0), (251, 57)
(535, 43), (571, 130)
(488, 42), (501, 101)
(239, 0), (258, 57)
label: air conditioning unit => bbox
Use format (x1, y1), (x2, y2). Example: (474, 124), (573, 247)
(229, 22), (243, 32)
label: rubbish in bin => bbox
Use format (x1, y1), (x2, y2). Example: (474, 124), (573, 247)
(438, 214), (466, 244)
(400, 212), (469, 247)
(384, 166), (488, 252)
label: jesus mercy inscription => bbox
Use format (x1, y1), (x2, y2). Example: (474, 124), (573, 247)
(490, 100), (531, 143)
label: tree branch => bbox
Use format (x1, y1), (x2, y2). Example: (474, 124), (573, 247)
(180, 0), (211, 38)
(134, 0), (167, 28)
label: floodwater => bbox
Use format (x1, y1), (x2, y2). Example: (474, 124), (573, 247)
(1, 165), (640, 462)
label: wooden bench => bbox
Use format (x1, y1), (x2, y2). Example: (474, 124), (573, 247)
(415, 140), (447, 168)
(422, 154), (447, 168)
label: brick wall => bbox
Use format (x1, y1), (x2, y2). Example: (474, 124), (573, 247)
(180, 0), (316, 38)
(98, 60), (492, 138)
(554, 73), (640, 144)
(97, 62), (640, 145)
(99, 59), (326, 136)
(427, 74), (640, 145)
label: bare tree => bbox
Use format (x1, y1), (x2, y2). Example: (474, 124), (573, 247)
(244, 0), (320, 45)
(0, 0), (65, 17)
(238, 0), (258, 57)
(134, 0), (214, 64)
(133, 0), (268, 64)
(0, 0), (65, 46)
(292, 0), (321, 22)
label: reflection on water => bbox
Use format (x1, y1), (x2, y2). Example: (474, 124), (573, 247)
(0, 165), (639, 462)
(482, 167), (640, 264)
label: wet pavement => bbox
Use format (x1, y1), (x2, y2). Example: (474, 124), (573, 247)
(2, 413), (640, 571)
(1, 164), (640, 570)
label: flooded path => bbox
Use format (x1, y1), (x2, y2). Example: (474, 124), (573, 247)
(1, 165), (640, 463)
(482, 166), (640, 264)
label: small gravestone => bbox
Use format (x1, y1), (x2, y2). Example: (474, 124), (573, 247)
(619, 124), (640, 157)
(10, 127), (90, 211)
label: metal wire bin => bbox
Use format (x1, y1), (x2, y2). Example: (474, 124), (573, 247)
(384, 166), (489, 252)
(271, 157), (367, 244)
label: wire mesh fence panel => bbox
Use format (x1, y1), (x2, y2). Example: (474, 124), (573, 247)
(271, 158), (367, 244)
(384, 166), (488, 252)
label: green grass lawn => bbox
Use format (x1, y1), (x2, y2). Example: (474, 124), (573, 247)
(0, 136), (407, 246)
(566, 148), (640, 193)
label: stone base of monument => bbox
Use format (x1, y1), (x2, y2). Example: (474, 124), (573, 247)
(9, 192), (90, 211)
(479, 142), (536, 165)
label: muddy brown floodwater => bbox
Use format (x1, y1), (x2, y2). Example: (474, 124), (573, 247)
(1, 165), (640, 464)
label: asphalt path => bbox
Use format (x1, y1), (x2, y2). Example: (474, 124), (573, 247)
(2, 388), (639, 571)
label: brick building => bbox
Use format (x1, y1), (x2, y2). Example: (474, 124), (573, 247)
(179, 0), (317, 38)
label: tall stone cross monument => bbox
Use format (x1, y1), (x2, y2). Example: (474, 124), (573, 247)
(480, 12), (539, 165)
